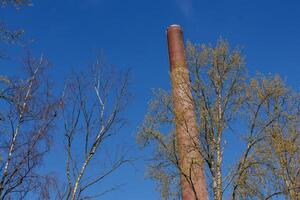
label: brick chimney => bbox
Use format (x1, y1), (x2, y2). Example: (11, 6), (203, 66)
(167, 24), (208, 200)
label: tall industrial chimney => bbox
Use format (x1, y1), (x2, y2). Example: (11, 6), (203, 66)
(166, 25), (208, 200)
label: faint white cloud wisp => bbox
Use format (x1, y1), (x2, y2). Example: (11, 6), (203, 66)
(175, 0), (194, 18)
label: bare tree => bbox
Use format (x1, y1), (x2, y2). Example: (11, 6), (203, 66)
(58, 59), (131, 200)
(0, 54), (58, 200)
(138, 39), (300, 200)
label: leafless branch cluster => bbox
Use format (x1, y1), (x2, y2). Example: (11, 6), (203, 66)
(0, 54), (58, 200)
(0, 0), (32, 8)
(57, 59), (131, 200)
(0, 22), (24, 59)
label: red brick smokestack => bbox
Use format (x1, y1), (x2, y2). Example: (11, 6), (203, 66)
(167, 25), (208, 200)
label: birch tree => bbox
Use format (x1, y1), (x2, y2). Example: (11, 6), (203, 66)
(58, 59), (131, 200)
(0, 54), (58, 200)
(231, 75), (300, 199)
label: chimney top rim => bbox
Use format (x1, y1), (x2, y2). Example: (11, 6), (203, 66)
(168, 24), (182, 29)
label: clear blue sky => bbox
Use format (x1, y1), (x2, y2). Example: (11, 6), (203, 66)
(1, 0), (300, 199)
